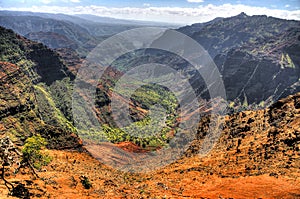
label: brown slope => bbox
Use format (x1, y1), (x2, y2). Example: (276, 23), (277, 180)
(187, 92), (300, 178)
(1, 93), (298, 198)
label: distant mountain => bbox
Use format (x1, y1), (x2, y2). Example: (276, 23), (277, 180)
(0, 11), (136, 55)
(0, 10), (92, 24)
(0, 14), (96, 55)
(177, 16), (223, 36)
(0, 10), (179, 27)
(75, 14), (180, 27)
(178, 12), (299, 58)
(25, 31), (78, 49)
(0, 11), (179, 58)
(0, 11), (178, 56)
(12, 11), (143, 36)
(0, 14), (92, 40)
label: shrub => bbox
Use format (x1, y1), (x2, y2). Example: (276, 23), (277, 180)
(80, 175), (92, 189)
(22, 135), (52, 170)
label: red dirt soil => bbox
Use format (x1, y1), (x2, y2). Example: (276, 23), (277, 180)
(0, 150), (299, 199)
(1, 93), (299, 198)
(115, 141), (149, 153)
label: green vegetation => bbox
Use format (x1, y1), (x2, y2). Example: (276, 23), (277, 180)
(280, 53), (295, 69)
(0, 28), (25, 63)
(83, 82), (180, 149)
(110, 84), (178, 148)
(81, 116), (176, 149)
(49, 77), (74, 122)
(130, 84), (178, 114)
(0, 27), (40, 82)
(34, 83), (76, 133)
(80, 175), (92, 189)
(0, 26), (76, 144)
(286, 54), (295, 68)
(242, 93), (248, 108)
(22, 135), (52, 170)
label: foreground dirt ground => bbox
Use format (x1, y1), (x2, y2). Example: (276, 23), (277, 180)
(0, 149), (299, 199)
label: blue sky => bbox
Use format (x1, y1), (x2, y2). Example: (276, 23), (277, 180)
(0, 0), (299, 24)
(1, 0), (299, 10)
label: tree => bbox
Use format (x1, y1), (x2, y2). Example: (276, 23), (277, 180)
(21, 135), (52, 173)
(0, 136), (21, 192)
(0, 135), (51, 197)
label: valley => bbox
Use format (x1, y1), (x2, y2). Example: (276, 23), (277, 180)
(0, 10), (299, 198)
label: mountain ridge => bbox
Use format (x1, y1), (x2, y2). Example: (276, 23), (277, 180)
(160, 13), (300, 105)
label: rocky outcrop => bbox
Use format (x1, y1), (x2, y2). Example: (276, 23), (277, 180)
(0, 62), (33, 120)
(186, 92), (300, 178)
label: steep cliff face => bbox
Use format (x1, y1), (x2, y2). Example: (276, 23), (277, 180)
(180, 13), (299, 58)
(0, 27), (81, 149)
(0, 26), (73, 85)
(173, 14), (300, 106)
(0, 62), (33, 121)
(214, 26), (300, 104)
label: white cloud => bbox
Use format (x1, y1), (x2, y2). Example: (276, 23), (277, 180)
(40, 0), (52, 4)
(285, 4), (290, 8)
(1, 4), (300, 24)
(187, 0), (204, 3)
(143, 3), (150, 7)
(70, 0), (81, 3)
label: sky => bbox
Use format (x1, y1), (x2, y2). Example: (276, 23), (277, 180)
(0, 0), (299, 24)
